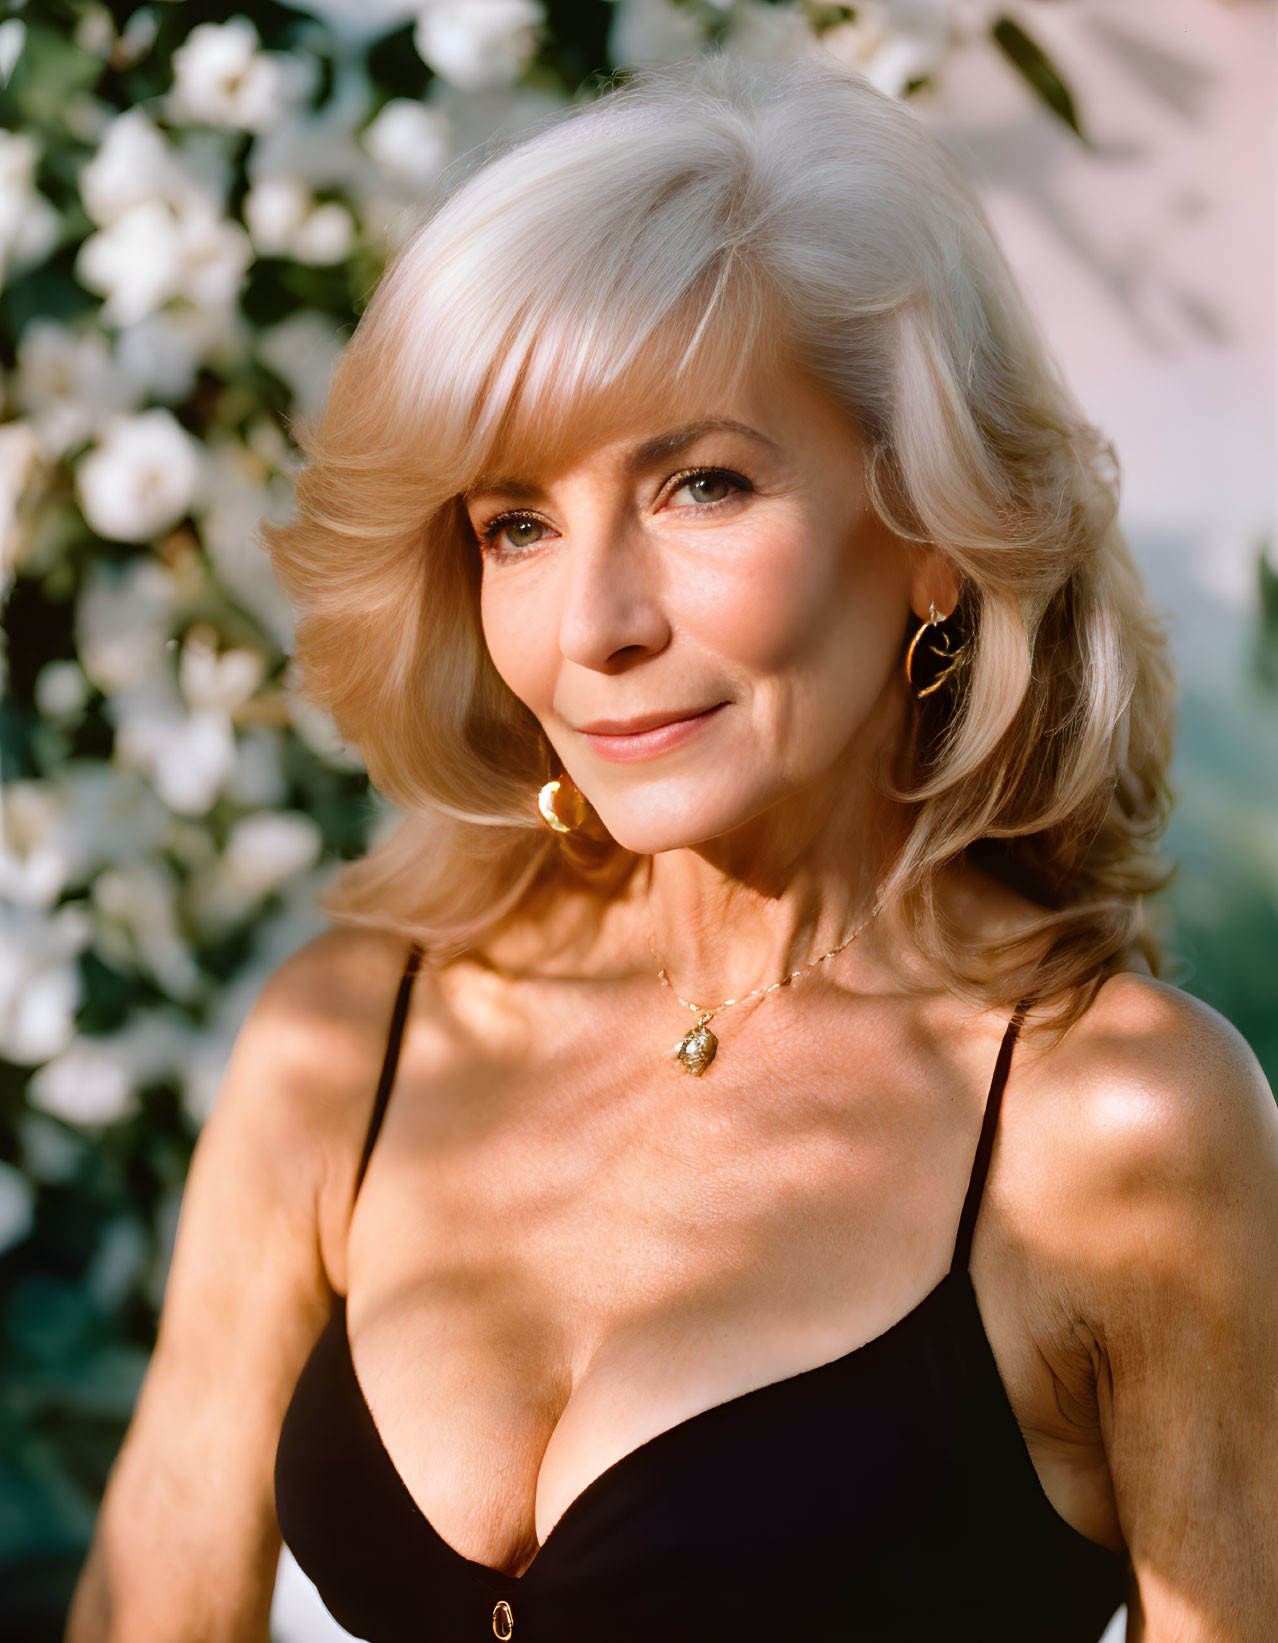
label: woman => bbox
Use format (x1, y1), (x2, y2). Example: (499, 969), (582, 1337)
(67, 54), (1276, 1643)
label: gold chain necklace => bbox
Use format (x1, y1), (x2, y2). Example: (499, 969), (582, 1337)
(647, 898), (883, 1076)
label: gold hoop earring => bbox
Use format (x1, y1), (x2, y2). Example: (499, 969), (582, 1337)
(536, 772), (589, 833)
(905, 602), (966, 699)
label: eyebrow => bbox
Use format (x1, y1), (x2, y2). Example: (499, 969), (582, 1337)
(464, 418), (782, 503)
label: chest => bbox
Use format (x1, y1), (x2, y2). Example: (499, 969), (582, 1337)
(323, 981), (1117, 1574)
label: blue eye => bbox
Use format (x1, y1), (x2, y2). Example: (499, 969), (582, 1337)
(669, 468), (750, 507)
(478, 514), (548, 556)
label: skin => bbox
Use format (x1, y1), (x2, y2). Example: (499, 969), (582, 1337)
(67, 357), (1278, 1642)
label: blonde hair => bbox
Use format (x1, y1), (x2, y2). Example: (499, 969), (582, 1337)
(262, 52), (1175, 1036)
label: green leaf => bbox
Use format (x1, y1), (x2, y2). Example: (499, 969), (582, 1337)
(992, 16), (1085, 141)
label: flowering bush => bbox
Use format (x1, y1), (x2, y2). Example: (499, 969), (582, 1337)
(0, 0), (1127, 1626)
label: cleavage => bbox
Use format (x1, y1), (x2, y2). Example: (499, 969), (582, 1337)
(344, 1228), (960, 1578)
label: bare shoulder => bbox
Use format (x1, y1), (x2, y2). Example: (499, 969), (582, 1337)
(212, 924), (426, 1268)
(218, 923), (421, 1139)
(1012, 971), (1278, 1321)
(1029, 973), (1274, 1195)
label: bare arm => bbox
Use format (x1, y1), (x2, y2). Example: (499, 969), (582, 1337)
(1058, 977), (1278, 1642)
(65, 928), (412, 1643)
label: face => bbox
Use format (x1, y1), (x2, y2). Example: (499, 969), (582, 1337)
(465, 354), (951, 856)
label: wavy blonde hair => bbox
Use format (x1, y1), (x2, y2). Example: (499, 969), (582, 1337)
(262, 53), (1175, 1036)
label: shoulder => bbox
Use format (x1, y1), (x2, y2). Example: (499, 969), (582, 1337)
(1031, 972), (1275, 1194)
(234, 924), (421, 1087)
(205, 925), (426, 1199)
(1013, 973), (1278, 1332)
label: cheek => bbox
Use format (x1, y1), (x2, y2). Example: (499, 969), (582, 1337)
(694, 508), (902, 686)
(480, 582), (556, 710)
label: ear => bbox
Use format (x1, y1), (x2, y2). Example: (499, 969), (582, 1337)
(908, 545), (960, 621)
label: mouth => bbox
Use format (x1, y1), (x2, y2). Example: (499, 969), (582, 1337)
(575, 703), (727, 763)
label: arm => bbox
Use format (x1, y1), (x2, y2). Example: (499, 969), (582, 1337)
(65, 928), (413, 1643)
(1058, 976), (1278, 1642)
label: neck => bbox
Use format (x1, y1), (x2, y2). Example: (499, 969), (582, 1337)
(640, 739), (910, 1009)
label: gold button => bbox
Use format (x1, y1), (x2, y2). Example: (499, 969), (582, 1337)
(492, 1599), (514, 1640)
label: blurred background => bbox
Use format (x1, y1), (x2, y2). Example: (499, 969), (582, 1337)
(1, 1), (1274, 1639)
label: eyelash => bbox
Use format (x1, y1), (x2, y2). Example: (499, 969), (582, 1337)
(472, 466), (753, 561)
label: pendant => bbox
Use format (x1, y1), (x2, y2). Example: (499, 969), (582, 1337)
(673, 1013), (718, 1076)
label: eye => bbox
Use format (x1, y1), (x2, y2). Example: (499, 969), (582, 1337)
(667, 468), (751, 509)
(475, 512), (551, 558)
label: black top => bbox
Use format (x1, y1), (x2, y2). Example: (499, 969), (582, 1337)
(275, 945), (1128, 1641)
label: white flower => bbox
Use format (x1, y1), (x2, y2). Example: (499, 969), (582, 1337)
(111, 682), (238, 816)
(607, 0), (705, 68)
(34, 659), (91, 720)
(14, 321), (137, 460)
(168, 18), (287, 134)
(92, 859), (202, 1001)
(413, 0), (543, 91)
(75, 409), (201, 543)
(26, 1012), (200, 1129)
(256, 310), (342, 419)
(27, 1039), (137, 1127)
(75, 557), (177, 695)
(76, 199), (184, 326)
(171, 201), (255, 309)
(0, 130), (59, 288)
(77, 197), (251, 326)
(79, 109), (185, 228)
(223, 811), (323, 896)
(73, 8), (115, 59)
(820, 1), (953, 98)
(243, 176), (310, 258)
(112, 8), (160, 71)
(0, 1161), (34, 1257)
(243, 177), (354, 263)
(0, 780), (69, 909)
(179, 625), (265, 712)
(0, 906), (92, 1067)
(292, 201), (356, 264)
(0, 18), (26, 88)
(362, 98), (451, 188)
(185, 810), (321, 938)
(53, 763), (172, 882)
(0, 765), (171, 914)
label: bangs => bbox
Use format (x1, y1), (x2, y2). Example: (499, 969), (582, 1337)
(464, 263), (786, 494)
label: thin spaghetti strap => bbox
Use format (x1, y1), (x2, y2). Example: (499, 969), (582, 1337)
(950, 999), (1030, 1273)
(352, 942), (423, 1203)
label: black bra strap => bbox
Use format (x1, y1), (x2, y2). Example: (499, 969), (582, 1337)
(950, 999), (1030, 1273)
(353, 942), (424, 1203)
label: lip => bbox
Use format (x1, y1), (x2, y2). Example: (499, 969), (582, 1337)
(577, 703), (727, 762)
(576, 706), (722, 735)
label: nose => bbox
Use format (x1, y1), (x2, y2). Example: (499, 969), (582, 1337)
(556, 514), (671, 672)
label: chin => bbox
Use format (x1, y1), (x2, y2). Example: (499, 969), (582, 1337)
(587, 788), (767, 856)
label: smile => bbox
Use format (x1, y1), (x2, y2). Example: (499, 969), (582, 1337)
(577, 704), (727, 762)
